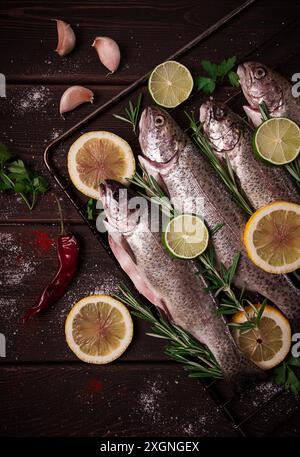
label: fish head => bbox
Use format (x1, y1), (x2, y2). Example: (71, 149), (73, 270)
(200, 100), (241, 153)
(139, 106), (185, 163)
(99, 180), (141, 234)
(237, 62), (284, 113)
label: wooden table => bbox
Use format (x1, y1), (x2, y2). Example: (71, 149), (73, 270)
(1, 0), (300, 437)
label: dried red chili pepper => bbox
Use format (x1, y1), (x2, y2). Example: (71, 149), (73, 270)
(23, 199), (79, 323)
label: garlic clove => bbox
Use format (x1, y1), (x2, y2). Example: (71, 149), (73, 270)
(92, 36), (121, 73)
(54, 19), (76, 56)
(59, 86), (94, 116)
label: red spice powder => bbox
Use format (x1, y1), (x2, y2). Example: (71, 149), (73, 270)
(87, 378), (103, 393)
(32, 230), (53, 253)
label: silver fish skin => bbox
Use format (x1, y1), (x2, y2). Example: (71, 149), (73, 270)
(138, 106), (300, 322)
(237, 61), (300, 127)
(200, 100), (300, 209)
(99, 180), (261, 379)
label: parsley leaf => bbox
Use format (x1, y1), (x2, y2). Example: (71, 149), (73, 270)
(0, 143), (13, 167)
(194, 76), (216, 94)
(195, 56), (240, 94)
(201, 60), (218, 80)
(228, 71), (240, 87)
(274, 356), (300, 396)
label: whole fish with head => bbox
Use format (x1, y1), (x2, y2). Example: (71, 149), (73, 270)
(237, 61), (300, 127)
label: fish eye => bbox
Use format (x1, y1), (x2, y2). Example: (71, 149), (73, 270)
(213, 106), (225, 120)
(155, 115), (165, 127)
(254, 67), (266, 79)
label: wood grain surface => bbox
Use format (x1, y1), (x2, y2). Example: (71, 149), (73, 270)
(0, 0), (300, 437)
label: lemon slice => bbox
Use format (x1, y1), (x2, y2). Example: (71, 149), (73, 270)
(232, 304), (291, 370)
(244, 201), (300, 274)
(65, 295), (133, 364)
(68, 131), (136, 199)
(163, 214), (209, 259)
(253, 117), (300, 165)
(148, 61), (193, 108)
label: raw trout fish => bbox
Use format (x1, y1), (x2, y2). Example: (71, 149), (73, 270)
(99, 180), (260, 380)
(237, 61), (300, 127)
(200, 99), (300, 209)
(138, 106), (300, 321)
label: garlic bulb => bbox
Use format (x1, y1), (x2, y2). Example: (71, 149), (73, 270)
(54, 20), (76, 56)
(92, 37), (120, 73)
(59, 86), (94, 116)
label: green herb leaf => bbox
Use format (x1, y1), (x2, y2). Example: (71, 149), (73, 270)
(274, 363), (287, 386)
(217, 56), (236, 79)
(86, 198), (98, 220)
(201, 60), (218, 80)
(274, 357), (300, 396)
(0, 145), (49, 210)
(0, 144), (13, 166)
(113, 93), (143, 135)
(118, 284), (222, 380)
(286, 366), (300, 396)
(286, 356), (300, 368)
(195, 76), (216, 94)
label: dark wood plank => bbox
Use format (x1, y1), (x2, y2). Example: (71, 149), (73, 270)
(0, 84), (123, 222)
(0, 364), (239, 437)
(0, 0), (247, 83)
(0, 224), (167, 362)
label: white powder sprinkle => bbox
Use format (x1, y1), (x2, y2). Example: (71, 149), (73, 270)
(138, 380), (163, 422)
(18, 86), (51, 113)
(50, 128), (63, 140)
(0, 233), (38, 286)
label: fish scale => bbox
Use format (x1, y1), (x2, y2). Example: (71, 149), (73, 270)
(138, 106), (300, 322)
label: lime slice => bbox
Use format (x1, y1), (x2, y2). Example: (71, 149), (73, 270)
(68, 131), (136, 199)
(244, 201), (300, 274)
(148, 61), (193, 108)
(163, 214), (209, 259)
(232, 304), (291, 370)
(65, 295), (133, 364)
(253, 117), (300, 165)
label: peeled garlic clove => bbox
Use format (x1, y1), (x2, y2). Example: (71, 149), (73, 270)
(54, 19), (76, 56)
(92, 37), (120, 73)
(59, 86), (94, 116)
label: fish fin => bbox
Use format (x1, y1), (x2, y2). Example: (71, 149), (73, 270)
(138, 151), (179, 175)
(108, 233), (166, 311)
(243, 105), (262, 127)
(138, 155), (170, 196)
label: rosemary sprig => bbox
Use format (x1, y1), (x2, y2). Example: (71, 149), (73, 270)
(118, 284), (222, 379)
(197, 242), (265, 333)
(185, 112), (254, 216)
(258, 102), (300, 189)
(129, 167), (174, 217)
(113, 93), (143, 135)
(130, 167), (259, 332)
